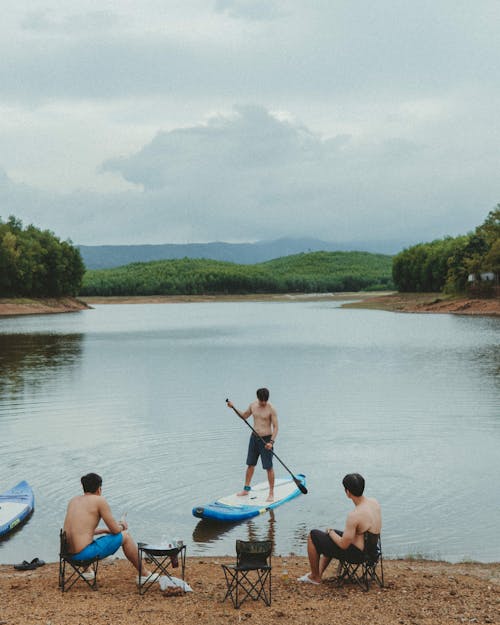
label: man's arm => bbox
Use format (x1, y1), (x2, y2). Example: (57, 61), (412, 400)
(227, 400), (252, 420)
(327, 511), (358, 550)
(265, 406), (279, 449)
(98, 497), (126, 535)
(270, 406), (278, 442)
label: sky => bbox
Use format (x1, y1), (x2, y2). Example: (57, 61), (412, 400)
(0, 0), (499, 247)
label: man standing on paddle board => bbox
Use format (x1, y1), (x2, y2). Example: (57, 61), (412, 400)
(227, 387), (279, 502)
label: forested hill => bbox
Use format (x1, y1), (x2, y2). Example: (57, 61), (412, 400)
(80, 251), (393, 296)
(0, 216), (84, 297)
(78, 237), (406, 270)
(392, 206), (499, 293)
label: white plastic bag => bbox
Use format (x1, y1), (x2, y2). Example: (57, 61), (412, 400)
(159, 575), (193, 592)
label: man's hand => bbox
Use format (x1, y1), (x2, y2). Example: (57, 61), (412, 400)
(265, 441), (274, 450)
(226, 400), (234, 409)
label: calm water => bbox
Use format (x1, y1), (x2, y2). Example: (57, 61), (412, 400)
(0, 301), (499, 564)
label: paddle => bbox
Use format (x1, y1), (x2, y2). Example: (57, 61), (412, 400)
(226, 398), (308, 495)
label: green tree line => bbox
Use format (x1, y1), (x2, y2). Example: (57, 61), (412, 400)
(80, 251), (394, 296)
(392, 206), (500, 293)
(0, 216), (85, 297)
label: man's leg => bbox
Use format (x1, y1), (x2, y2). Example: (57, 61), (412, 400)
(266, 467), (275, 502)
(121, 532), (152, 576)
(237, 465), (255, 496)
(306, 533), (322, 583)
(319, 555), (332, 577)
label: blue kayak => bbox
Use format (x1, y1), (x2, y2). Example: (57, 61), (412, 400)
(0, 481), (35, 538)
(192, 474), (305, 522)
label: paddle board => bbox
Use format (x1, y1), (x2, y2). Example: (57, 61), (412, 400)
(0, 481), (35, 538)
(192, 474), (305, 521)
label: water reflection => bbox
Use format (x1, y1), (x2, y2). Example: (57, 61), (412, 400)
(193, 511), (277, 552)
(0, 333), (83, 398)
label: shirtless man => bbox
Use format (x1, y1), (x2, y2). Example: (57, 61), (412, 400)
(227, 388), (279, 502)
(63, 473), (156, 584)
(298, 473), (382, 584)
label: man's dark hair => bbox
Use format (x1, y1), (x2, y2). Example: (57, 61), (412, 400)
(256, 387), (270, 402)
(342, 473), (365, 497)
(81, 473), (102, 493)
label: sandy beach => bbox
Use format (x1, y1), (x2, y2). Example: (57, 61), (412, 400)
(0, 297), (91, 317)
(1, 556), (498, 625)
(341, 292), (500, 316)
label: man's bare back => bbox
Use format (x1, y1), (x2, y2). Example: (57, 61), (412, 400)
(63, 493), (118, 553)
(345, 496), (382, 551)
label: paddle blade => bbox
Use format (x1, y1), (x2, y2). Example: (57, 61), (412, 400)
(295, 479), (308, 495)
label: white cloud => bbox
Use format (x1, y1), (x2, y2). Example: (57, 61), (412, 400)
(214, 0), (288, 21)
(0, 2), (499, 246)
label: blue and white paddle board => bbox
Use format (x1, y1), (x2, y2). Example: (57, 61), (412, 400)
(192, 474), (305, 522)
(0, 481), (35, 538)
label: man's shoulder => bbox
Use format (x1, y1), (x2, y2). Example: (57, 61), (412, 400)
(71, 493), (105, 507)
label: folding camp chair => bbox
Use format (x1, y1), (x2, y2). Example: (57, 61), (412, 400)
(58, 529), (101, 592)
(336, 532), (384, 591)
(221, 540), (272, 608)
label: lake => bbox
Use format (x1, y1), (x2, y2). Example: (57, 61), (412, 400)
(0, 300), (499, 564)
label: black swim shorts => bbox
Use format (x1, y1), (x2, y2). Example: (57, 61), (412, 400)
(246, 434), (273, 470)
(310, 529), (365, 563)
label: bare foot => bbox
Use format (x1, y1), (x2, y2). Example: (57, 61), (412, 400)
(237, 490), (250, 496)
(266, 494), (274, 502)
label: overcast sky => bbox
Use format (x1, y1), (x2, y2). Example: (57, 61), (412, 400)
(1, 1), (499, 247)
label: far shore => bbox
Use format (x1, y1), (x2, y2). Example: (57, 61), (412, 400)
(1, 292), (499, 317)
(341, 292), (500, 316)
(0, 292), (388, 317)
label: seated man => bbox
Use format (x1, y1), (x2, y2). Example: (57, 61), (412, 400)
(298, 473), (381, 585)
(63, 472), (157, 584)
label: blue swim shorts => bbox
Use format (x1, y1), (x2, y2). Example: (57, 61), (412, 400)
(72, 532), (123, 561)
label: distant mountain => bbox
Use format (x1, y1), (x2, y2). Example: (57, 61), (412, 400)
(80, 251), (394, 296)
(78, 237), (404, 270)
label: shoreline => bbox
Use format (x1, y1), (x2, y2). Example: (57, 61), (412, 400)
(0, 292), (385, 317)
(1, 292), (499, 317)
(341, 292), (500, 316)
(1, 556), (498, 625)
(0, 297), (91, 317)
(81, 291), (388, 305)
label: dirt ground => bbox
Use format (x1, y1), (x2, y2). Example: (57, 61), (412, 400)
(342, 292), (500, 316)
(1, 293), (499, 318)
(0, 556), (498, 625)
(0, 297), (90, 316)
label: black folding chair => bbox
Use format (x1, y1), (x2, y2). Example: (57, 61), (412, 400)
(221, 540), (272, 609)
(336, 532), (384, 591)
(58, 529), (101, 592)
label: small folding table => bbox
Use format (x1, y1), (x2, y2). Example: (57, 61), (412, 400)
(137, 541), (186, 595)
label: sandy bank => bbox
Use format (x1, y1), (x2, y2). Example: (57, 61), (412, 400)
(2, 292), (498, 318)
(81, 292), (392, 305)
(1, 557), (498, 625)
(342, 292), (500, 317)
(0, 297), (91, 317)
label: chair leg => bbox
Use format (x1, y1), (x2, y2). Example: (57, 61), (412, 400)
(336, 560), (368, 590)
(221, 566), (238, 608)
(60, 558), (99, 592)
(222, 566), (272, 609)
